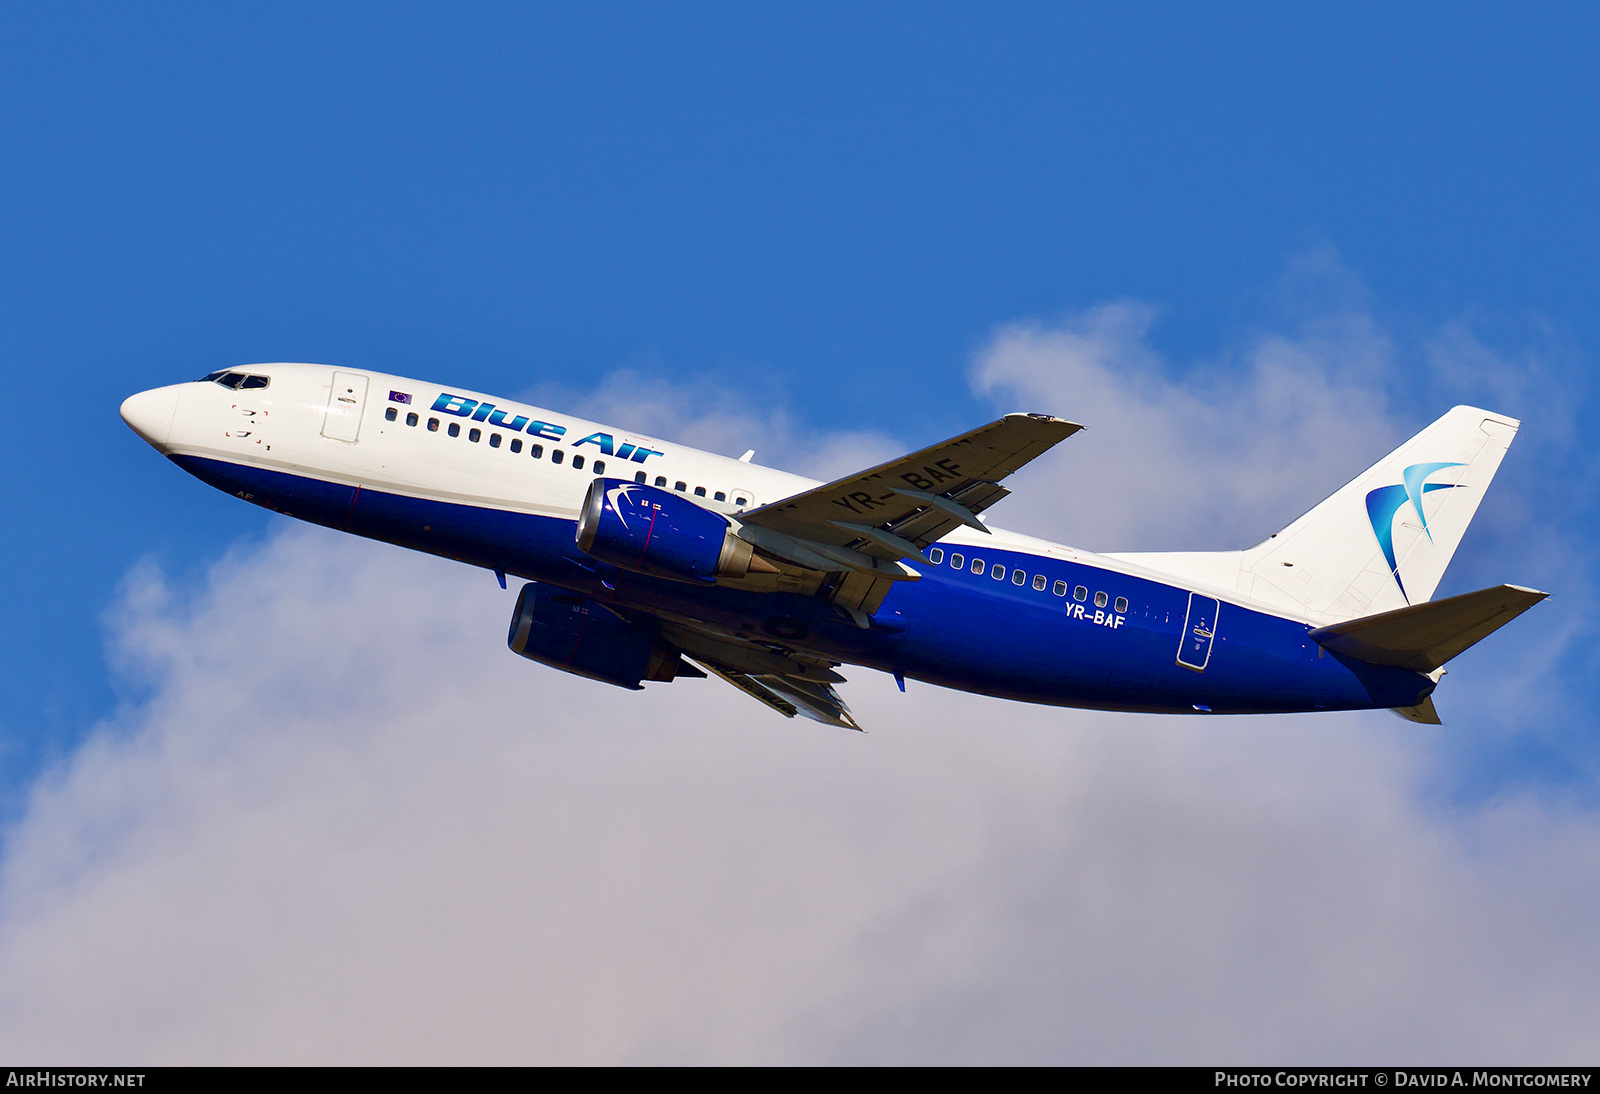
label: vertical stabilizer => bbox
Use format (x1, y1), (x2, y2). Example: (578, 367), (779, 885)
(1112, 406), (1520, 622)
(1239, 406), (1518, 619)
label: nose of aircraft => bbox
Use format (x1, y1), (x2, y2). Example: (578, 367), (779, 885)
(120, 386), (180, 448)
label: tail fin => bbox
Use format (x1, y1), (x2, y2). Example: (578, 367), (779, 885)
(1242, 406), (1519, 618)
(1112, 406), (1520, 621)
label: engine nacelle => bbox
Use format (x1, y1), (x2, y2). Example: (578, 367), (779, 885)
(507, 581), (686, 689)
(575, 478), (759, 583)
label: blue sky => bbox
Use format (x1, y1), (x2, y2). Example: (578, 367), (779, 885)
(1, 3), (1598, 1062)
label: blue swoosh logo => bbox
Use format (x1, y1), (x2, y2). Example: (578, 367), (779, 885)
(1365, 462), (1463, 602)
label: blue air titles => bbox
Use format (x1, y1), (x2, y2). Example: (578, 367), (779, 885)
(431, 394), (664, 463)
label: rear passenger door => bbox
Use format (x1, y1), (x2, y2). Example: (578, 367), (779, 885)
(1176, 593), (1220, 672)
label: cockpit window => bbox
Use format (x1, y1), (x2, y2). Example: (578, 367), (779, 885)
(199, 370), (271, 390)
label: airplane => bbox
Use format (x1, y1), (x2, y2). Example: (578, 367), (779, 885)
(119, 363), (1546, 730)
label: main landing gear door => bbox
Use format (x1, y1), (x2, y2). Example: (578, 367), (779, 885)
(322, 372), (370, 443)
(1176, 593), (1220, 672)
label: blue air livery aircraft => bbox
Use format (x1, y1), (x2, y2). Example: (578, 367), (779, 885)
(120, 364), (1546, 729)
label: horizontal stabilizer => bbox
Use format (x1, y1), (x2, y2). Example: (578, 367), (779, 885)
(1310, 584), (1548, 673)
(1391, 695), (1443, 724)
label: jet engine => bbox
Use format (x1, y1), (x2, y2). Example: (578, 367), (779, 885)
(507, 581), (692, 689)
(575, 478), (769, 583)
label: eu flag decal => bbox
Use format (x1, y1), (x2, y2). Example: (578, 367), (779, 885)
(388, 391), (412, 404)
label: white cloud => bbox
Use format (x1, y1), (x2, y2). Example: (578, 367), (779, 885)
(972, 299), (1398, 551)
(2, 286), (1597, 1063)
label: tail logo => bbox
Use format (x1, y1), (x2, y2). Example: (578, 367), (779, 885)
(1364, 462), (1464, 602)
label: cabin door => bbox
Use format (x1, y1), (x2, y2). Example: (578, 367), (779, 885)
(1176, 593), (1220, 672)
(321, 372), (370, 443)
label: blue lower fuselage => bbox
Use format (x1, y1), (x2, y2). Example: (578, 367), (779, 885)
(176, 455), (1434, 715)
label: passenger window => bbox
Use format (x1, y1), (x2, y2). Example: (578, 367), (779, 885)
(594, 461), (605, 475)
(734, 496), (748, 506)
(992, 565), (1006, 581)
(448, 423), (461, 438)
(572, 455), (584, 469)
(1074, 586), (1088, 602)
(1052, 580), (1067, 596)
(655, 476), (667, 487)
(1033, 574), (1046, 591)
(1013, 570), (1027, 585)
(635, 471), (647, 483)
(489, 433), (501, 448)
(1114, 596), (1128, 614)
(510, 438), (522, 453)
(428, 418), (439, 432)
(714, 491), (726, 502)
(468, 428), (481, 443)
(1094, 591), (1108, 608)
(384, 407), (398, 422)
(928, 547), (943, 564)
(950, 553), (964, 568)
(694, 486), (706, 497)
(531, 444), (543, 458)
(674, 481), (686, 492)
(406, 412), (418, 427)
(552, 450), (564, 465)
(971, 558), (984, 575)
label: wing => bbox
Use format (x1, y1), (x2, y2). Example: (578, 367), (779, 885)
(693, 659), (862, 731)
(657, 619), (863, 730)
(648, 414), (1082, 720)
(737, 413), (1082, 572)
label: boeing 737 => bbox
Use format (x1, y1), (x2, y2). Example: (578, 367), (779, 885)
(119, 363), (1545, 729)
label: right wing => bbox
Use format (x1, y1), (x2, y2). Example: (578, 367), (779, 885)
(659, 621), (863, 731)
(694, 659), (862, 731)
